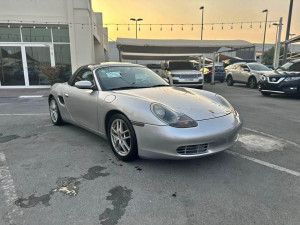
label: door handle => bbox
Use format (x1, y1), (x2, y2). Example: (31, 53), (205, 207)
(64, 93), (69, 97)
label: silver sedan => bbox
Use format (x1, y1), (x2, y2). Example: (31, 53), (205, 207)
(49, 63), (242, 161)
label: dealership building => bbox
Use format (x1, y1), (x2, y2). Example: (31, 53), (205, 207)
(0, 0), (109, 88)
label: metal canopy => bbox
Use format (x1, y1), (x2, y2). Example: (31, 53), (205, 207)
(284, 35), (300, 44)
(117, 38), (254, 60)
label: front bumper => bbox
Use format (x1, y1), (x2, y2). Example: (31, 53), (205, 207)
(259, 79), (300, 94)
(133, 113), (243, 159)
(172, 78), (203, 87)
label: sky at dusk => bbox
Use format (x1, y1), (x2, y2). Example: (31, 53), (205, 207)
(92, 0), (299, 44)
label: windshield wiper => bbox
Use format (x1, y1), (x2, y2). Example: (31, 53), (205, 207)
(149, 84), (169, 88)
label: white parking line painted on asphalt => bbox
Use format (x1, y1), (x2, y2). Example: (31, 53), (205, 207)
(0, 113), (49, 116)
(244, 127), (300, 149)
(19, 95), (44, 98)
(227, 151), (300, 177)
(0, 152), (23, 224)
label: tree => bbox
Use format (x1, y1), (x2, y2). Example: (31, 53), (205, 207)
(262, 46), (285, 65)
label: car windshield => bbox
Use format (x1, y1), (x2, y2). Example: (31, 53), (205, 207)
(96, 66), (169, 91)
(278, 62), (294, 71)
(248, 63), (271, 71)
(169, 62), (194, 70)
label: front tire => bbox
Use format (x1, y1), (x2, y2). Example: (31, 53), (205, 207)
(248, 77), (257, 89)
(108, 114), (138, 161)
(261, 91), (271, 96)
(49, 97), (63, 125)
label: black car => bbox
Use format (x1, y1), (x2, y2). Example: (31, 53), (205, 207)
(258, 59), (300, 96)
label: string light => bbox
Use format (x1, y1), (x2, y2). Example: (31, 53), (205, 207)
(212, 24), (214, 30)
(231, 23), (233, 29)
(139, 24), (140, 31)
(171, 24), (173, 31)
(191, 24), (193, 31)
(241, 23), (243, 29)
(150, 24), (152, 31)
(260, 22), (262, 28)
(128, 24), (130, 31)
(222, 23), (224, 30)
(117, 24), (119, 31)
(181, 24), (183, 31)
(8, 24), (10, 28)
(160, 24), (162, 31)
(250, 22), (253, 28)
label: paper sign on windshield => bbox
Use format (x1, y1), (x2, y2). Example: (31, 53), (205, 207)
(106, 72), (122, 78)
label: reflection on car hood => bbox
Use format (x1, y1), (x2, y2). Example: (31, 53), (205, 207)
(113, 86), (231, 121)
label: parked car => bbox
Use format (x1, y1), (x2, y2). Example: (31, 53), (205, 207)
(225, 63), (271, 89)
(146, 64), (162, 75)
(49, 63), (242, 161)
(160, 61), (203, 89)
(258, 59), (300, 96)
(201, 64), (226, 83)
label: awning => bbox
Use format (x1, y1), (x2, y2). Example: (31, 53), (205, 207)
(284, 35), (300, 44)
(116, 38), (254, 60)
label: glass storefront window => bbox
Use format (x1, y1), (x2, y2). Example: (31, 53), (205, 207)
(52, 28), (70, 42)
(21, 27), (51, 42)
(54, 44), (72, 82)
(0, 46), (25, 86)
(25, 47), (52, 85)
(0, 27), (21, 42)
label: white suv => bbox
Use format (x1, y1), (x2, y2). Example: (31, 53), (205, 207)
(225, 63), (271, 89)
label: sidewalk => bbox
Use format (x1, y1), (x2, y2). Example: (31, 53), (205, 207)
(0, 88), (50, 98)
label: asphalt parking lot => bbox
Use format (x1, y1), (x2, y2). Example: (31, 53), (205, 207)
(0, 84), (299, 225)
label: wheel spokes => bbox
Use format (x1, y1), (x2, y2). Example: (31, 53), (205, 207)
(110, 119), (132, 156)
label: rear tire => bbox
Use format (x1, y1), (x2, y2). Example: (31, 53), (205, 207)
(49, 97), (63, 125)
(108, 113), (138, 161)
(226, 75), (234, 86)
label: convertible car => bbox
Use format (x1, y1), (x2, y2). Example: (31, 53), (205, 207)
(49, 63), (243, 161)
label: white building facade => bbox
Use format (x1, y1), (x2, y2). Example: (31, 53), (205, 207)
(0, 0), (109, 88)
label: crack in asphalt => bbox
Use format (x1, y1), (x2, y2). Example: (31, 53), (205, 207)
(14, 166), (109, 208)
(0, 133), (20, 143)
(99, 186), (133, 225)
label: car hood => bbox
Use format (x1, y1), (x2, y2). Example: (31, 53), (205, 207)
(264, 70), (300, 77)
(170, 70), (201, 75)
(112, 86), (231, 121)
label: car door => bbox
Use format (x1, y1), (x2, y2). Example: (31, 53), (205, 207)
(239, 64), (251, 83)
(231, 65), (241, 81)
(63, 68), (99, 131)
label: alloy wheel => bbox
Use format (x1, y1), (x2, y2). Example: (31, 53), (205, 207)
(49, 99), (58, 123)
(110, 119), (132, 156)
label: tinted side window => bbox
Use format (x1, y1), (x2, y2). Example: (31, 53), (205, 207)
(72, 69), (94, 85)
(290, 62), (300, 72)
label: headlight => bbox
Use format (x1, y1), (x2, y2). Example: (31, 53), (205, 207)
(151, 103), (198, 128)
(285, 77), (300, 81)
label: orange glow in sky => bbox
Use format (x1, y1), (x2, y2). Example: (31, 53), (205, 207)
(92, 0), (299, 44)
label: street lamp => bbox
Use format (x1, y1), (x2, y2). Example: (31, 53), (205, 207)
(199, 6), (204, 40)
(261, 9), (268, 63)
(130, 18), (143, 39)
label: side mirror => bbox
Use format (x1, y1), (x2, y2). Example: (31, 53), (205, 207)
(75, 80), (94, 89)
(244, 68), (250, 72)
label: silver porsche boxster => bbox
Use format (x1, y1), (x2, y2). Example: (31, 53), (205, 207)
(49, 63), (242, 161)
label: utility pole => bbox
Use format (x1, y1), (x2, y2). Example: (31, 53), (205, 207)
(273, 18), (283, 69)
(283, 0), (294, 64)
(262, 9), (268, 63)
(200, 6), (204, 40)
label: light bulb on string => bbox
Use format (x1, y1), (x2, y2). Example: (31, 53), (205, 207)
(160, 24), (162, 31)
(222, 23), (224, 30)
(250, 22), (252, 28)
(117, 24), (119, 31)
(260, 22), (262, 28)
(171, 24), (173, 31)
(181, 24), (183, 31)
(150, 24), (152, 31)
(139, 24), (140, 31)
(82, 24), (84, 29)
(8, 24), (10, 28)
(128, 24), (130, 31)
(212, 24), (214, 30)
(231, 23), (233, 29)
(241, 23), (243, 29)
(191, 24), (193, 31)
(269, 23), (271, 28)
